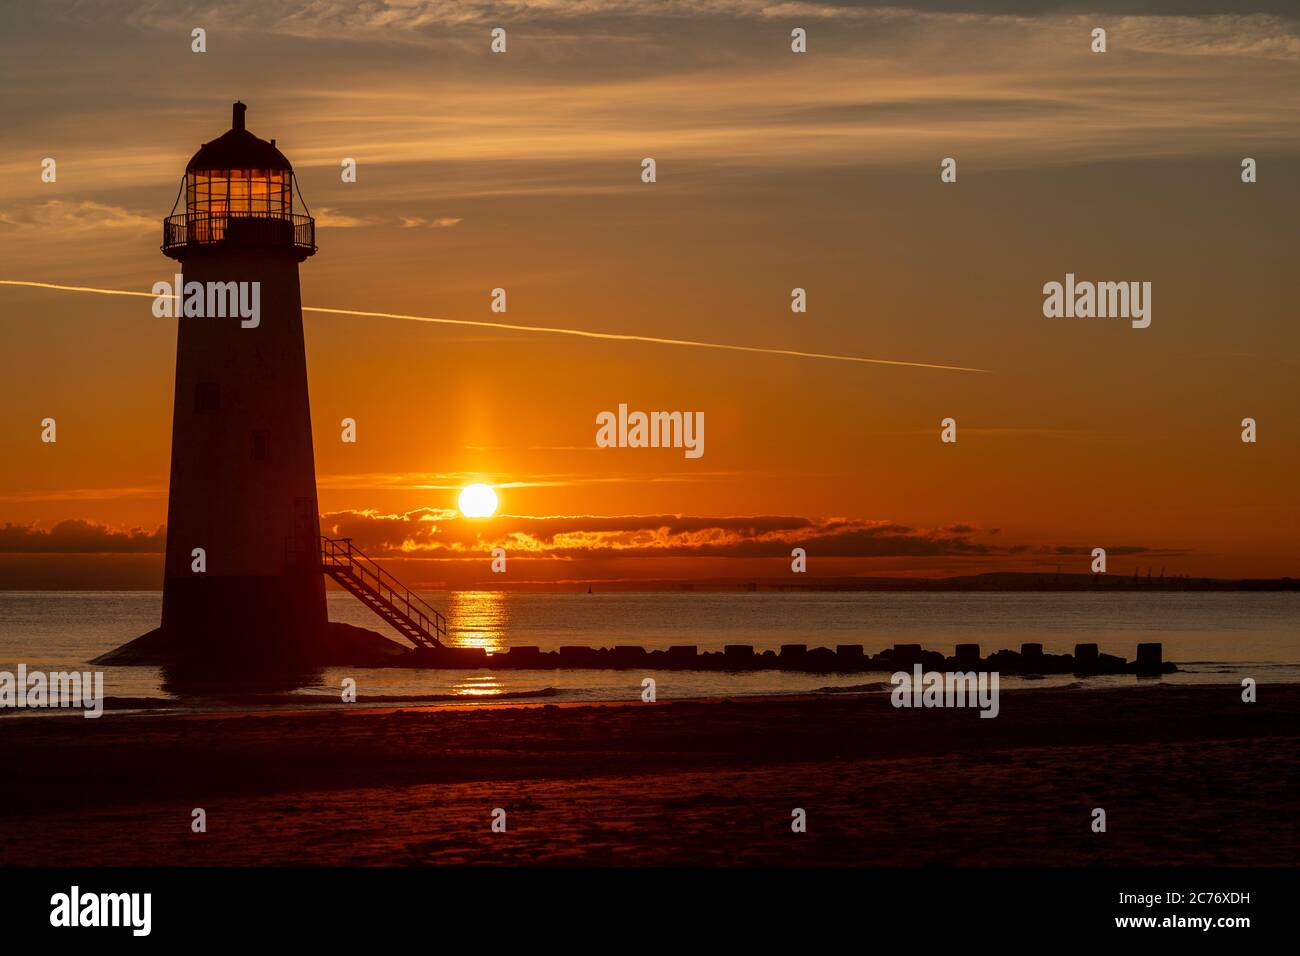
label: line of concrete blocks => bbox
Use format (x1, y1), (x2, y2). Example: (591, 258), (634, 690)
(405, 641), (1174, 674)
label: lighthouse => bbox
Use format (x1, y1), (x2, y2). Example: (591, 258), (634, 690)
(96, 101), (443, 678)
(157, 101), (325, 668)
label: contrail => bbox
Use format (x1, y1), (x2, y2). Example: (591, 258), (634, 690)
(0, 279), (988, 373)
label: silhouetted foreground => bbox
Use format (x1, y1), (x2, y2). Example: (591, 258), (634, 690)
(1, 684), (1293, 866)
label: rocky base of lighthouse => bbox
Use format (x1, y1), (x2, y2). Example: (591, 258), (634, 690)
(92, 621), (412, 669)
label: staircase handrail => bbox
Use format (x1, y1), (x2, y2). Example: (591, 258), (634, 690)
(319, 536), (447, 641)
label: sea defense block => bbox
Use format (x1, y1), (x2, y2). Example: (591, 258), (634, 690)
(1097, 652), (1127, 673)
(504, 645), (542, 666)
(778, 644), (809, 667)
(435, 646), (487, 668)
(559, 645), (599, 666)
(890, 643), (924, 666)
(1073, 643), (1099, 667)
(723, 645), (756, 667)
(920, 650), (948, 671)
(985, 649), (1019, 667)
(806, 647), (838, 671)
(1135, 642), (1163, 674)
(612, 645), (647, 666)
(954, 643), (981, 664)
(835, 644), (865, 664)
(667, 645), (698, 661)
(1020, 643), (1044, 658)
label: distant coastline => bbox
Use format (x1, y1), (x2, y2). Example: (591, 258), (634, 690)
(492, 572), (1300, 593)
(699, 571), (1300, 593)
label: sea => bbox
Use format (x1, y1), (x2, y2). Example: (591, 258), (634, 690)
(1, 590), (1297, 715)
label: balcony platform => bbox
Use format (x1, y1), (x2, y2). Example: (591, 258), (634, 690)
(162, 212), (316, 259)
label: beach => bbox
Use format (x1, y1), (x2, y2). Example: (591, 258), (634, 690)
(2, 683), (1296, 867)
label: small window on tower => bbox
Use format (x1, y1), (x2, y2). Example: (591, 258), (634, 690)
(252, 431), (270, 462)
(194, 382), (220, 413)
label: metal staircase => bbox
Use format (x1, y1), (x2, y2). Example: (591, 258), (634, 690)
(319, 536), (446, 649)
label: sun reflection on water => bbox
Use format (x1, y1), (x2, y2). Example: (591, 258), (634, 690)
(451, 674), (507, 697)
(445, 590), (509, 656)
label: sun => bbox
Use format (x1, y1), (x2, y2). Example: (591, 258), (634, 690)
(458, 483), (498, 518)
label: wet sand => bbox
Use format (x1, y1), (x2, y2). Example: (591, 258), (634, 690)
(1, 684), (1296, 866)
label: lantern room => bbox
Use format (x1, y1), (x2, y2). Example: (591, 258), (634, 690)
(163, 102), (315, 259)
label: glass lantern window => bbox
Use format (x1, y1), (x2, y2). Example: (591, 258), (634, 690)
(187, 169), (290, 218)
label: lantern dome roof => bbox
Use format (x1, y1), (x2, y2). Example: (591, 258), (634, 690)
(186, 102), (293, 173)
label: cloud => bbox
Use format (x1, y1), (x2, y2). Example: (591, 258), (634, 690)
(90, 0), (882, 38)
(5, 4), (1298, 213)
(398, 216), (463, 228)
(0, 200), (154, 234)
(316, 470), (737, 491)
(314, 206), (370, 227)
(79, 2), (1300, 45)
(0, 510), (1186, 564)
(1112, 13), (1300, 60)
(0, 520), (165, 553)
(313, 209), (463, 228)
(318, 508), (1169, 560)
(0, 485), (163, 503)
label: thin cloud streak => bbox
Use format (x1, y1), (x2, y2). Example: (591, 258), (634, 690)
(317, 471), (739, 491)
(0, 200), (155, 234)
(0, 280), (989, 372)
(0, 485), (164, 503)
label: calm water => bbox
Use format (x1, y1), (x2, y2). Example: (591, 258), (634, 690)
(1, 590), (1297, 714)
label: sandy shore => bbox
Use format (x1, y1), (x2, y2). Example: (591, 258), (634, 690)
(1, 683), (1296, 866)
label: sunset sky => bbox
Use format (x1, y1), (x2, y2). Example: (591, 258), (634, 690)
(1, 0), (1298, 588)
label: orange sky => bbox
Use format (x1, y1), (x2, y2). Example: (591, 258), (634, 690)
(1, 1), (1298, 587)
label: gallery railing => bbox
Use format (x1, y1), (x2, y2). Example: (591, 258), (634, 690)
(162, 212), (315, 255)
